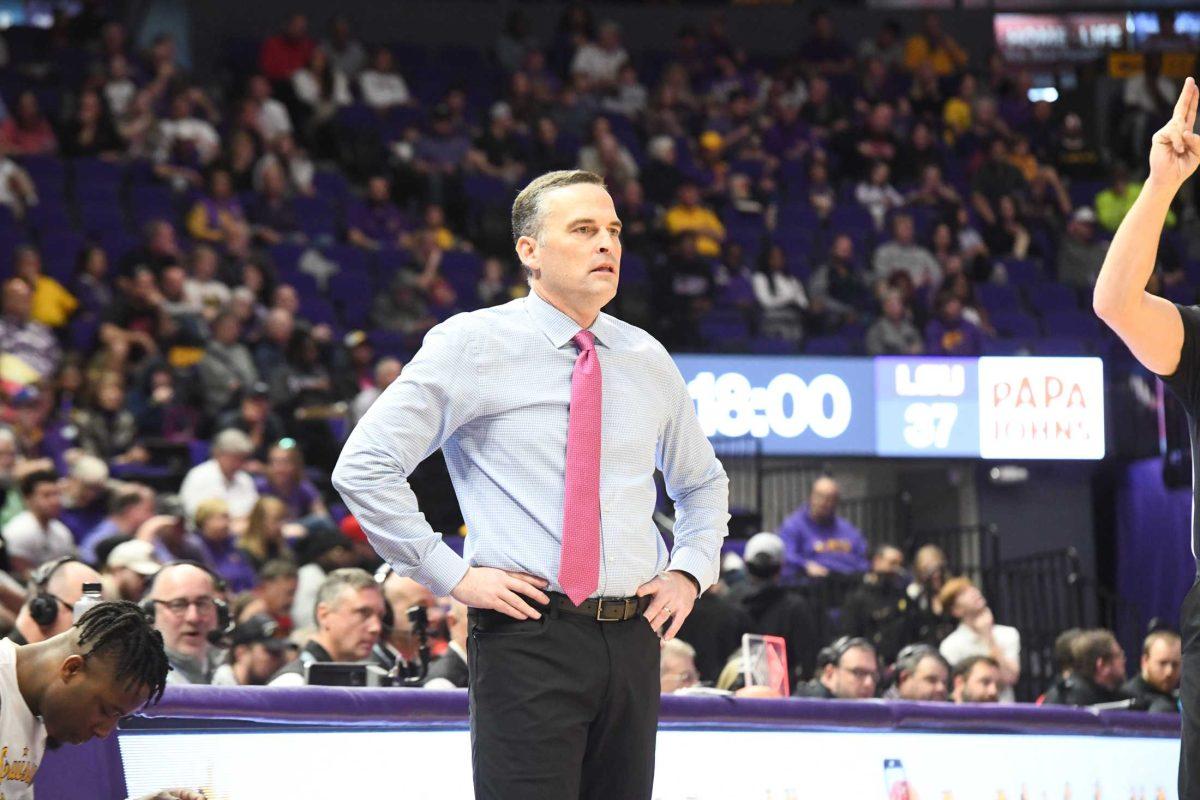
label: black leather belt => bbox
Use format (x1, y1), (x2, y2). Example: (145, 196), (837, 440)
(547, 592), (651, 622)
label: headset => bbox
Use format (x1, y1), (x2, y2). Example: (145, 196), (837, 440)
(28, 556), (89, 628)
(816, 636), (875, 672)
(139, 560), (233, 640)
(373, 562), (396, 635)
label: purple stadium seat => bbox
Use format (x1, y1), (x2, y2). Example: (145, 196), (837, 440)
(804, 334), (857, 355)
(1000, 258), (1042, 286)
(292, 197), (338, 238)
(980, 337), (1028, 356)
(989, 309), (1040, 339)
(977, 282), (1021, 313)
(1025, 283), (1079, 316)
(1034, 336), (1090, 356)
(748, 336), (796, 355)
(1041, 310), (1098, 338)
(698, 310), (750, 348)
(620, 252), (648, 285)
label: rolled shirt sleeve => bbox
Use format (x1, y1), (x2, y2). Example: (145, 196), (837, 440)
(656, 355), (730, 594)
(332, 317), (479, 597)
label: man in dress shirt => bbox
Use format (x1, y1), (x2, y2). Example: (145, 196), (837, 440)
(333, 169), (729, 800)
(178, 429), (259, 523)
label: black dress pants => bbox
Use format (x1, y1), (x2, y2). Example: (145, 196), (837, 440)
(1181, 578), (1200, 799)
(467, 601), (661, 800)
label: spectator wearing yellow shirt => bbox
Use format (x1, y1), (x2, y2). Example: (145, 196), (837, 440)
(904, 13), (967, 77)
(419, 203), (461, 251)
(13, 244), (76, 328)
(942, 74), (977, 143)
(664, 183), (725, 258)
(1094, 163), (1176, 233)
(186, 167), (246, 243)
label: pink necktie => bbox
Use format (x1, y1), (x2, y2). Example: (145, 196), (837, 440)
(559, 330), (602, 605)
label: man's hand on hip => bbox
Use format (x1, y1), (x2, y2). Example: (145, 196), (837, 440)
(636, 571), (698, 641)
(451, 566), (550, 620)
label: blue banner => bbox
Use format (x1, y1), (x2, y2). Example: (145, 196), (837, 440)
(671, 354), (1105, 460)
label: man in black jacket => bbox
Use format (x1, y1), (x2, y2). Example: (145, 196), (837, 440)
(1122, 630), (1181, 713)
(840, 544), (914, 665)
(269, 567), (385, 686)
(424, 598), (469, 689)
(1042, 628), (1129, 707)
(727, 532), (819, 683)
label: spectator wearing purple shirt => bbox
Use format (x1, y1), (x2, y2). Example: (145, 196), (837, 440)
(925, 290), (984, 356)
(194, 498), (258, 593)
(345, 175), (411, 250)
(777, 476), (869, 578)
(253, 442), (327, 523)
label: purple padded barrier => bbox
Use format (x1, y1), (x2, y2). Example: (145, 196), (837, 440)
(36, 734), (125, 800)
(34, 687), (1180, 800)
(133, 686), (1179, 738)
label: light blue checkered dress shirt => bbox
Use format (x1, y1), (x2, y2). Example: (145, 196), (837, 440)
(332, 289), (730, 599)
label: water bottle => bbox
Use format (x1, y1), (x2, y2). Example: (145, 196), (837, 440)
(72, 583), (103, 621)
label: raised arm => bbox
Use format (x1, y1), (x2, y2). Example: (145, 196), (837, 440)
(1094, 76), (1200, 376)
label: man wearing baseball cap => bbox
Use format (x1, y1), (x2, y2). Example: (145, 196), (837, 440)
(211, 613), (295, 686)
(103, 539), (162, 602)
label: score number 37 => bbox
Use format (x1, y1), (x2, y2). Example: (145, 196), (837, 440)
(902, 402), (958, 450)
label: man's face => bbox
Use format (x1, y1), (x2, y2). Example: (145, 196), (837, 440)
(27, 480), (62, 520)
(955, 662), (1000, 703)
(2, 279), (32, 320)
(519, 183), (621, 312)
(808, 479), (839, 522)
(384, 576), (435, 638)
(1093, 643), (1127, 691)
(952, 587), (987, 619)
(898, 656), (949, 702)
(260, 576), (298, 617)
(872, 548), (904, 577)
(825, 647), (877, 699)
(236, 642), (290, 685)
(0, 438), (15, 477)
(1143, 637), (1182, 695)
(894, 217), (914, 244)
(151, 565), (219, 658)
(267, 448), (296, 485)
(660, 652), (699, 694)
(318, 587), (384, 661)
(110, 567), (148, 602)
(41, 652), (151, 747)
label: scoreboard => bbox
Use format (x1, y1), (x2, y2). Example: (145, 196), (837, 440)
(674, 355), (1105, 460)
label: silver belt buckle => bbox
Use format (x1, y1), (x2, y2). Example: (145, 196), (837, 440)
(595, 598), (621, 622)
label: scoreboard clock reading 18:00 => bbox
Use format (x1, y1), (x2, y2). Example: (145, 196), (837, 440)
(673, 354), (1105, 460)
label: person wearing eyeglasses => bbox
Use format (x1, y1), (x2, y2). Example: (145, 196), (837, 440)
(144, 563), (224, 685)
(793, 637), (878, 700)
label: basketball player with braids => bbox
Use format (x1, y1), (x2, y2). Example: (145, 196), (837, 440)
(0, 600), (204, 799)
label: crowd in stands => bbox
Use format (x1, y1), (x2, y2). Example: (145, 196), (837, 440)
(0, 4), (1184, 706)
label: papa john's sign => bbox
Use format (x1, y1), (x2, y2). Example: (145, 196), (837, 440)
(977, 357), (1105, 460)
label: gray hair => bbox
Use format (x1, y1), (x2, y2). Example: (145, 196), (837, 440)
(211, 428), (254, 456)
(510, 169), (605, 245)
(661, 638), (696, 663)
(314, 567), (378, 616)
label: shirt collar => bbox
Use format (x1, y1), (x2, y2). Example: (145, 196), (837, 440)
(524, 288), (612, 350)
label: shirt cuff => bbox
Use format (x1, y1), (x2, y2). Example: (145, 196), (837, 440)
(414, 541), (470, 597)
(668, 545), (718, 597)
